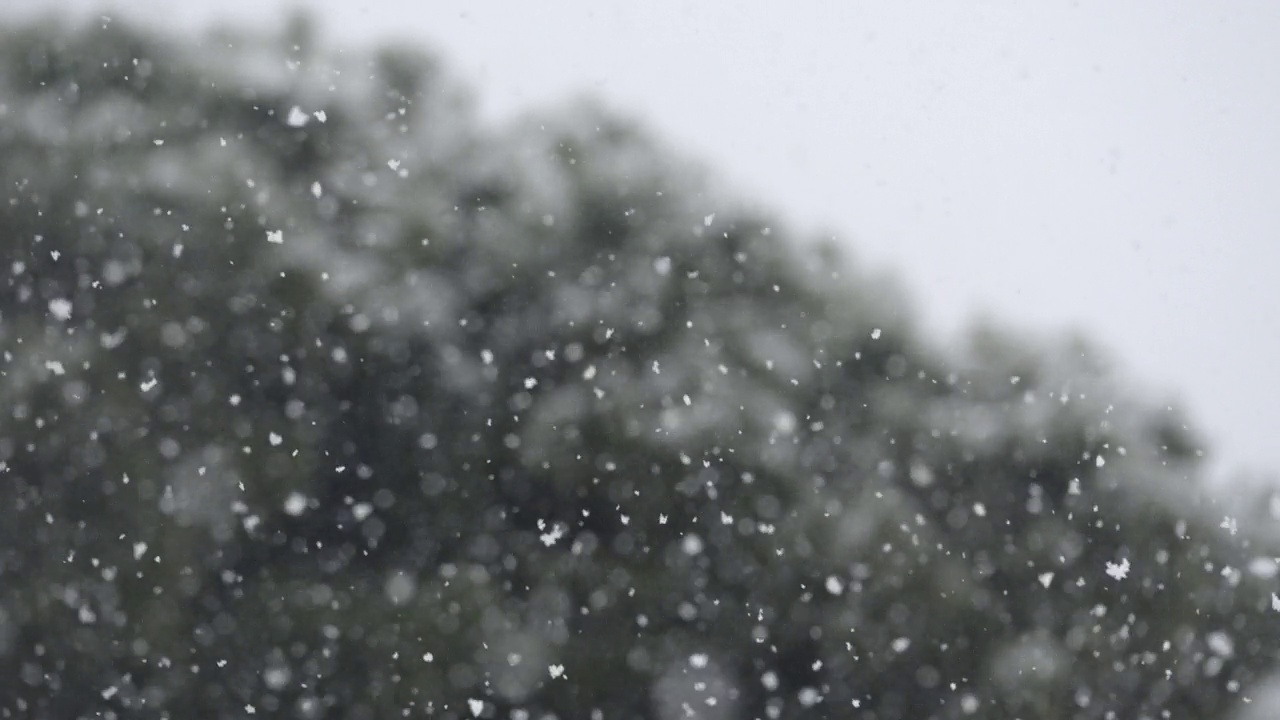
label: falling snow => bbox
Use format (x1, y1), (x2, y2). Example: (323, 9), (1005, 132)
(48, 298), (73, 320)
(1105, 558), (1131, 581)
(0, 18), (1274, 720)
(285, 106), (310, 127)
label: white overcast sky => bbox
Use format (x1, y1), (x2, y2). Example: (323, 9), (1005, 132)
(7, 1), (1279, 483)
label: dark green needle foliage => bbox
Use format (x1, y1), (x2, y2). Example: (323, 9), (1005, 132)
(0, 15), (1276, 720)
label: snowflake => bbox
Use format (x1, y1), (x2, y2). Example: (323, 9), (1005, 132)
(1105, 558), (1130, 581)
(48, 298), (73, 321)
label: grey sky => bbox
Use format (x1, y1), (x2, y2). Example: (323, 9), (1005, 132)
(12, 1), (1279, 482)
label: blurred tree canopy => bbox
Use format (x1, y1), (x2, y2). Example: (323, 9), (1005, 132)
(0, 15), (1277, 720)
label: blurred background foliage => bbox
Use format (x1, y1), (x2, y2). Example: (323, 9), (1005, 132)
(0, 15), (1277, 720)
